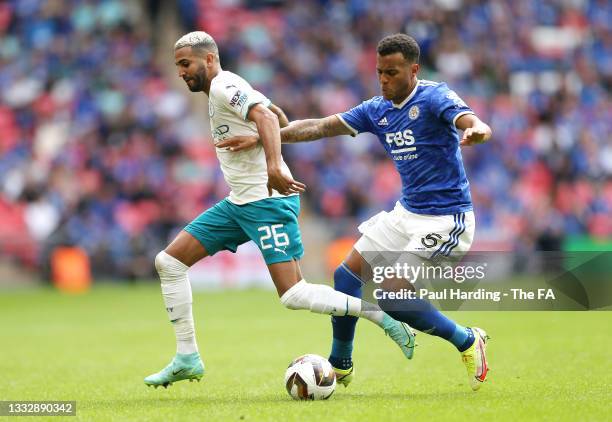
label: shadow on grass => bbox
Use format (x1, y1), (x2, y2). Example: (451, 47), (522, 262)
(335, 390), (480, 401)
(83, 389), (486, 410)
(83, 395), (288, 410)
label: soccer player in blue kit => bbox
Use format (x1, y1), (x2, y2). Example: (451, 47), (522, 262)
(218, 33), (493, 391)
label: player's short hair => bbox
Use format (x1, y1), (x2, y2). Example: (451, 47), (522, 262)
(174, 31), (219, 57)
(377, 34), (420, 64)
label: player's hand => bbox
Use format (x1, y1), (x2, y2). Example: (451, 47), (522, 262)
(216, 136), (259, 152)
(460, 125), (491, 146)
(267, 166), (306, 196)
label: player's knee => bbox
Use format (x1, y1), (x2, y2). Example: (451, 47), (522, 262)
(154, 251), (165, 273)
(155, 250), (188, 280)
(155, 251), (171, 274)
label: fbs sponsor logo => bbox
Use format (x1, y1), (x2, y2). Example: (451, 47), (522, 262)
(385, 129), (416, 148)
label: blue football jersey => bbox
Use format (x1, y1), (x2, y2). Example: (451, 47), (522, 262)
(338, 80), (474, 215)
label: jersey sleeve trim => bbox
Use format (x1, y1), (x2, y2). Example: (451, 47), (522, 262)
(452, 111), (475, 127)
(244, 98), (272, 121)
(335, 113), (358, 137)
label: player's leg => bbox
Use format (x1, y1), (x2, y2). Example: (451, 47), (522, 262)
(268, 258), (415, 380)
(145, 200), (250, 388)
(237, 197), (415, 366)
(378, 280), (476, 352)
(239, 196), (416, 358)
(379, 278), (489, 390)
(268, 258), (413, 338)
(326, 248), (424, 385)
(157, 231), (206, 356)
(269, 258), (381, 318)
(379, 274), (489, 391)
(354, 206), (473, 349)
(359, 207), (489, 389)
(237, 195), (380, 322)
(327, 249), (365, 381)
(145, 231), (207, 388)
(266, 258), (374, 316)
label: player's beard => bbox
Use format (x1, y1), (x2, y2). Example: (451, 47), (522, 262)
(185, 67), (206, 92)
(383, 81), (412, 103)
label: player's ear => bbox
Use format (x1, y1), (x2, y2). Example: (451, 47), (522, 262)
(206, 52), (215, 66)
(411, 63), (419, 76)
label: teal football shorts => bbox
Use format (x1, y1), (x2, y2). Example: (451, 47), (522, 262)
(184, 196), (304, 265)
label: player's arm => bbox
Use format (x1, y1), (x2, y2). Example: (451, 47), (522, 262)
(268, 103), (289, 128)
(456, 114), (492, 146)
(280, 115), (353, 143)
(216, 115), (351, 151)
(246, 104), (305, 196)
(215, 102), (289, 152)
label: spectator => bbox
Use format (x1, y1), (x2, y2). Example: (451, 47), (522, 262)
(0, 0), (609, 279)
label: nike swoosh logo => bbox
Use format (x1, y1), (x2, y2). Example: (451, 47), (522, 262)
(172, 368), (186, 376)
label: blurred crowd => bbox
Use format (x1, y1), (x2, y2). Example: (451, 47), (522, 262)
(0, 0), (610, 278)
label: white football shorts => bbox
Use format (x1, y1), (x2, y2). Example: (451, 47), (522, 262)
(354, 201), (475, 264)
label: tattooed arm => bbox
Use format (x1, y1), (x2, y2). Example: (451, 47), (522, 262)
(216, 114), (353, 151)
(268, 103), (289, 128)
(280, 115), (353, 143)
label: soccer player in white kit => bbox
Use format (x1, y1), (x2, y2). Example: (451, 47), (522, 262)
(143, 32), (415, 388)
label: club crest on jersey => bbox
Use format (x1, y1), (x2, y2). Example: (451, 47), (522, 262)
(377, 117), (389, 126)
(408, 105), (419, 120)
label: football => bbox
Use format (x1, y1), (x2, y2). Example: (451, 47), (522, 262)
(284, 354), (336, 400)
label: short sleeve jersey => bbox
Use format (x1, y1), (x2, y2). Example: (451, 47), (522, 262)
(208, 71), (293, 204)
(337, 80), (474, 215)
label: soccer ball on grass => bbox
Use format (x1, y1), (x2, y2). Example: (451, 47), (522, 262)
(284, 354), (336, 400)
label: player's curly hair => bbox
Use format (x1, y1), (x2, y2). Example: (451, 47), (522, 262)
(377, 34), (420, 64)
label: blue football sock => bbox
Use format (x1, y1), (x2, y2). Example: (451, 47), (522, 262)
(329, 263), (363, 369)
(379, 296), (475, 352)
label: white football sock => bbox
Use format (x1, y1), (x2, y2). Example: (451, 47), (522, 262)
(280, 280), (384, 325)
(155, 251), (198, 355)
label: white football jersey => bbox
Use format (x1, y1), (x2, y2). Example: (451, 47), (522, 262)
(208, 70), (294, 204)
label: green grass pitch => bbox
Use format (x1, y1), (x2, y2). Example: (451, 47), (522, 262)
(1, 284), (610, 421)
